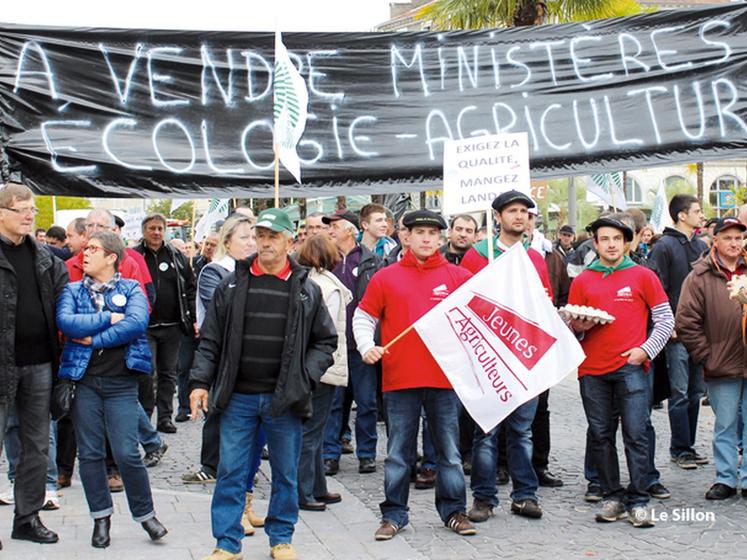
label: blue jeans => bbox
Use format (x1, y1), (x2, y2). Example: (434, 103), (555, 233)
(5, 412), (58, 492)
(470, 398), (539, 505)
(323, 350), (378, 460)
(705, 378), (747, 488)
(73, 375), (155, 521)
(138, 404), (162, 454)
(380, 388), (465, 527)
(666, 341), (705, 458)
(580, 364), (651, 508)
(583, 366), (660, 489)
(212, 393), (302, 553)
(421, 409), (437, 471)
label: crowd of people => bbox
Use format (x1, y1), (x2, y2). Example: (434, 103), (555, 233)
(1, 181), (746, 559)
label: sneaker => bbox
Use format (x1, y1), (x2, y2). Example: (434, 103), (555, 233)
(42, 491), (60, 511)
(182, 469), (217, 484)
(200, 548), (242, 560)
(359, 458), (376, 474)
(510, 499), (542, 519)
(415, 468), (436, 489)
(143, 442), (169, 468)
(0, 483), (14, 505)
(446, 512), (477, 536)
(693, 452), (709, 465)
(107, 474), (124, 493)
(705, 482), (736, 500)
(647, 483), (671, 499)
(324, 458), (339, 476)
(340, 439), (354, 455)
(584, 483), (603, 503)
(671, 454), (697, 470)
(595, 500), (626, 523)
(467, 499), (494, 523)
(374, 520), (402, 541)
(270, 543), (297, 560)
(628, 506), (655, 528)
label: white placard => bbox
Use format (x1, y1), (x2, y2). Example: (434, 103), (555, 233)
(443, 132), (531, 215)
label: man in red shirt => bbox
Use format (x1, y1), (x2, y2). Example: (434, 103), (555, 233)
(569, 217), (673, 528)
(353, 209), (475, 541)
(460, 191), (552, 523)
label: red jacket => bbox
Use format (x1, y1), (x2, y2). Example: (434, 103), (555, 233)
(358, 250), (472, 391)
(460, 241), (554, 299)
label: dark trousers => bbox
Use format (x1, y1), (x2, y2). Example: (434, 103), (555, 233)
(56, 415), (76, 477)
(0, 362), (53, 523)
(531, 389), (551, 470)
(142, 325), (182, 424)
(201, 412), (222, 476)
(298, 383), (336, 504)
(176, 333), (197, 416)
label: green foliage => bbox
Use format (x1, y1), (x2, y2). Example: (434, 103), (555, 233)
(35, 196), (92, 230)
(419, 0), (643, 30)
(146, 199), (194, 222)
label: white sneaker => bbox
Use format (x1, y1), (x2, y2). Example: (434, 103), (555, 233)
(0, 482), (14, 505)
(42, 490), (60, 510)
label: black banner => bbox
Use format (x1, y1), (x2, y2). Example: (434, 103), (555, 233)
(1, 5), (746, 198)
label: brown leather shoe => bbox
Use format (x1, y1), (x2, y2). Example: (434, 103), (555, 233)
(57, 474), (71, 489)
(446, 512), (477, 536)
(374, 520), (402, 541)
(415, 468), (436, 489)
(315, 492), (341, 504)
(107, 474), (124, 493)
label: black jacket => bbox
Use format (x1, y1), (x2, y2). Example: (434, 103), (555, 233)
(649, 227), (708, 315)
(134, 241), (196, 334)
(355, 244), (381, 302)
(0, 237), (68, 402)
(189, 255), (338, 419)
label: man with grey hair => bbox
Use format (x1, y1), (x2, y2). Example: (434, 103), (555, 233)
(135, 213), (196, 434)
(321, 209), (382, 476)
(0, 182), (68, 546)
(305, 212), (328, 237)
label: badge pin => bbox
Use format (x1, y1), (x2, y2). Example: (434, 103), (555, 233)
(111, 294), (127, 307)
(159, 262), (169, 272)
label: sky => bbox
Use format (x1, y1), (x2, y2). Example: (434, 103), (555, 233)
(0, 0), (396, 31)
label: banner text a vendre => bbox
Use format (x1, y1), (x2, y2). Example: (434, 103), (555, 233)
(1, 5), (746, 198)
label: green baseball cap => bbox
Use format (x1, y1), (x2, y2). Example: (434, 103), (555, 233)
(255, 208), (295, 234)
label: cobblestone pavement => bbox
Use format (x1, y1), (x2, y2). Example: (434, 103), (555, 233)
(1, 374), (744, 559)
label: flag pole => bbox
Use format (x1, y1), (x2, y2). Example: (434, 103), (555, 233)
(383, 324), (415, 352)
(274, 152), (280, 209)
(486, 209), (494, 262)
(190, 200), (197, 243)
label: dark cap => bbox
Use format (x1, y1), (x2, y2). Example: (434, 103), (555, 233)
(402, 209), (447, 230)
(322, 209), (359, 229)
(704, 217), (720, 229)
(114, 215), (125, 229)
(559, 224), (575, 235)
(713, 217), (747, 235)
(491, 190), (535, 213)
(589, 217), (634, 242)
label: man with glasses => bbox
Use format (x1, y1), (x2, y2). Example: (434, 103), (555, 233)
(0, 182), (68, 547)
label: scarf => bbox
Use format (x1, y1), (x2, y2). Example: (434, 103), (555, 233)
(586, 255), (636, 278)
(473, 236), (530, 259)
(83, 273), (121, 312)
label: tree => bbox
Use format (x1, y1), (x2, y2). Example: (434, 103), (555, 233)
(419, 0), (642, 30)
(35, 196), (92, 231)
(146, 199), (194, 222)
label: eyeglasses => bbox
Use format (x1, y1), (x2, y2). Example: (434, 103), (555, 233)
(83, 245), (112, 255)
(85, 223), (111, 231)
(2, 206), (39, 216)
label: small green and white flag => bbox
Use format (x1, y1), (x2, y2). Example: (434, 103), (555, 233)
(588, 172), (627, 210)
(273, 30), (309, 183)
(650, 179), (672, 233)
(194, 198), (230, 242)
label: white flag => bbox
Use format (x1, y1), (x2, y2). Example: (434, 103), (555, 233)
(170, 198), (190, 215)
(194, 198), (230, 242)
(273, 30), (309, 183)
(588, 173), (627, 210)
(650, 179), (672, 233)
(414, 244), (585, 433)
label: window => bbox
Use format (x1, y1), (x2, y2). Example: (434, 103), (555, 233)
(710, 176), (739, 217)
(624, 177), (643, 204)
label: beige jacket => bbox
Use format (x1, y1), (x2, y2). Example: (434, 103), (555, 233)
(309, 269), (353, 387)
